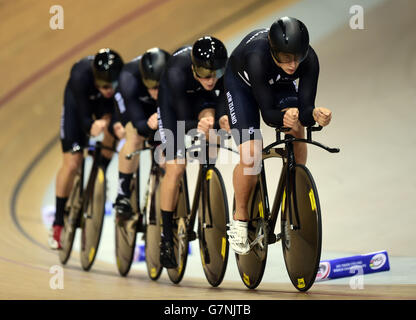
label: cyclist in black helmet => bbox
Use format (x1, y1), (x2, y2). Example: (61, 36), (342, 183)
(113, 47), (170, 222)
(157, 36), (230, 268)
(49, 48), (125, 250)
(224, 17), (332, 255)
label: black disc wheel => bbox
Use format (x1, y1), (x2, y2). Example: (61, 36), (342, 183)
(59, 173), (82, 265)
(167, 176), (189, 284)
(145, 172), (163, 281)
(234, 180), (268, 289)
(198, 167), (229, 287)
(80, 166), (106, 271)
(281, 164), (322, 292)
(115, 176), (139, 277)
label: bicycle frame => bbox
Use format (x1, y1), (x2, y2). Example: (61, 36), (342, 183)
(69, 141), (108, 222)
(255, 126), (340, 244)
(162, 135), (234, 266)
(180, 136), (237, 241)
(126, 141), (164, 223)
(178, 139), (213, 241)
(60, 140), (115, 267)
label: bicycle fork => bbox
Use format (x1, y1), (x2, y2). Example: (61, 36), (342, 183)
(285, 141), (301, 231)
(260, 142), (302, 249)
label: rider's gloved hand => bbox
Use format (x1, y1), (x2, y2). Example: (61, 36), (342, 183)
(219, 115), (231, 133)
(90, 118), (109, 137)
(147, 112), (159, 130)
(197, 116), (214, 138)
(313, 107), (332, 127)
(113, 121), (126, 140)
(283, 108), (299, 128)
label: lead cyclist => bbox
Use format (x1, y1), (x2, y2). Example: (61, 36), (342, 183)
(224, 17), (332, 255)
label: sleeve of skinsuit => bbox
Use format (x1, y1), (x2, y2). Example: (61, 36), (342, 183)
(245, 52), (286, 127)
(69, 68), (94, 134)
(297, 47), (319, 127)
(118, 71), (153, 137)
(166, 67), (198, 132)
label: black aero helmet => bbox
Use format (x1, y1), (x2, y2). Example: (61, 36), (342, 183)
(191, 36), (227, 79)
(139, 47), (170, 89)
(92, 48), (124, 87)
(268, 17), (309, 63)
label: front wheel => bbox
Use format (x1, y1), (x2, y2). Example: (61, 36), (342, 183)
(167, 176), (189, 284)
(281, 164), (322, 292)
(145, 171), (163, 281)
(59, 172), (82, 265)
(115, 176), (139, 277)
(80, 166), (106, 271)
(198, 167), (229, 287)
(234, 179), (268, 289)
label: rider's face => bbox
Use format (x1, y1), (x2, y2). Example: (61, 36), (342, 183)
(272, 53), (300, 75)
(96, 84), (115, 98)
(197, 76), (218, 91)
(192, 65), (218, 91)
(148, 88), (158, 100)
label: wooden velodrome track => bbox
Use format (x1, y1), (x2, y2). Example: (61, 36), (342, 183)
(1, 0), (415, 300)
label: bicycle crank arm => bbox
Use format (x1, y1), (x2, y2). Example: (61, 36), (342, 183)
(274, 233), (282, 243)
(249, 234), (265, 249)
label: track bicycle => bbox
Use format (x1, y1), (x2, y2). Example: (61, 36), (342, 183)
(166, 133), (235, 287)
(59, 141), (115, 271)
(233, 125), (339, 292)
(114, 140), (165, 280)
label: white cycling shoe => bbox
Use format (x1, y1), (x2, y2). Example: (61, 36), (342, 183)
(227, 220), (250, 255)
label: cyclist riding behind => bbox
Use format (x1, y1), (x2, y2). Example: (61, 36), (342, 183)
(113, 47), (170, 222)
(157, 36), (230, 268)
(49, 48), (125, 249)
(224, 17), (332, 255)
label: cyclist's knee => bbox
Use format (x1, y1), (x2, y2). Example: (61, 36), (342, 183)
(124, 122), (145, 147)
(165, 161), (186, 180)
(130, 132), (145, 149)
(239, 139), (262, 168)
(63, 152), (82, 174)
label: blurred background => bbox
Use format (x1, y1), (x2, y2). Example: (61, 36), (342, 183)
(1, 0), (415, 299)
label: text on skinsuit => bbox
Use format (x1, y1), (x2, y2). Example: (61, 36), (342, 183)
(226, 91), (237, 125)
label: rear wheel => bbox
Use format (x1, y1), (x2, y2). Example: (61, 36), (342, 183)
(234, 179), (268, 289)
(59, 172), (82, 265)
(198, 167), (229, 287)
(80, 166), (106, 271)
(281, 164), (322, 292)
